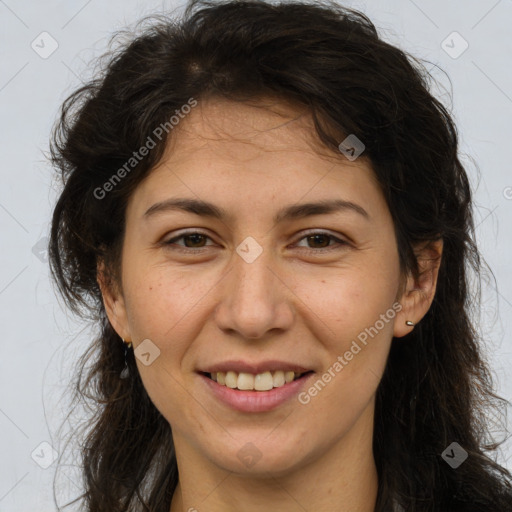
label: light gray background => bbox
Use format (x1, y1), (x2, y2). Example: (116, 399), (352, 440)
(1, 0), (511, 510)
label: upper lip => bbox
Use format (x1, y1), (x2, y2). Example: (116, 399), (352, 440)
(198, 360), (313, 375)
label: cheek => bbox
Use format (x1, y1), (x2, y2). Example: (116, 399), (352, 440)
(122, 263), (220, 360)
(292, 259), (399, 407)
(123, 262), (181, 332)
(121, 267), (201, 422)
(293, 260), (398, 342)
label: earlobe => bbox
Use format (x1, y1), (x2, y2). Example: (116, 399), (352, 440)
(393, 238), (443, 338)
(96, 260), (131, 341)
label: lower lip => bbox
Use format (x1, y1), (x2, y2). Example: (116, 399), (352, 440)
(198, 372), (314, 413)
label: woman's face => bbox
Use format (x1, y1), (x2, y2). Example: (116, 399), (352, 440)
(103, 98), (421, 476)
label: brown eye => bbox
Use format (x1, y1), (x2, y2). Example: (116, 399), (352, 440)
(179, 233), (208, 248)
(305, 234), (331, 249)
(163, 231), (214, 251)
(294, 231), (348, 252)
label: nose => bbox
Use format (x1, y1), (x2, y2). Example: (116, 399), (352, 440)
(213, 246), (294, 340)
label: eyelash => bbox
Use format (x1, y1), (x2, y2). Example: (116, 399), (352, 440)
(162, 230), (348, 255)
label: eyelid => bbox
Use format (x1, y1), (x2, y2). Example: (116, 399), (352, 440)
(163, 229), (214, 247)
(294, 229), (348, 243)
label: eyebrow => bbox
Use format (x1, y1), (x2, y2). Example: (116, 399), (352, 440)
(143, 197), (370, 223)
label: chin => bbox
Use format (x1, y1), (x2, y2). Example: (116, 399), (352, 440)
(205, 435), (311, 477)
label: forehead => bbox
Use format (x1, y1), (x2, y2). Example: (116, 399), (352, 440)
(163, 97), (354, 164)
(126, 97), (384, 221)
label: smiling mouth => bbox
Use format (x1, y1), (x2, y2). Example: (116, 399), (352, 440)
(201, 370), (314, 391)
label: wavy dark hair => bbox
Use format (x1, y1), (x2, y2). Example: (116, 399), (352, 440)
(48, 0), (512, 510)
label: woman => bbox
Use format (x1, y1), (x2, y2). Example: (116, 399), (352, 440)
(48, 0), (512, 510)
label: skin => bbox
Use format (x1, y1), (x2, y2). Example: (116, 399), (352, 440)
(98, 97), (443, 511)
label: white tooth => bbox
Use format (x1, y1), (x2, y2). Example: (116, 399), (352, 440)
(272, 370), (285, 387)
(237, 372), (255, 390)
(254, 371), (274, 391)
(214, 370), (300, 389)
(285, 371), (295, 383)
(225, 371), (238, 388)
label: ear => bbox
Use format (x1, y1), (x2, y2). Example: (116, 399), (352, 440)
(97, 259), (132, 342)
(393, 238), (443, 338)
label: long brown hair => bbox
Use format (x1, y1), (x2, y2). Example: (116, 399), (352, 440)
(48, 1), (512, 510)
